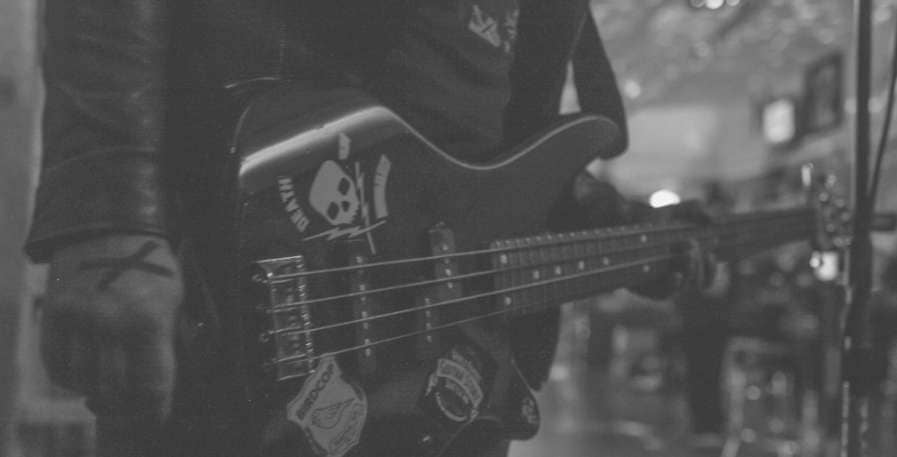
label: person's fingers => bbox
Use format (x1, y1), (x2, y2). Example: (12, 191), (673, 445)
(89, 338), (171, 457)
(127, 335), (177, 423)
(96, 413), (162, 457)
(65, 335), (96, 394)
(86, 341), (129, 416)
(40, 313), (73, 389)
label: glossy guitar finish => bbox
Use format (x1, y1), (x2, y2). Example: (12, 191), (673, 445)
(172, 83), (624, 457)
(170, 83), (817, 457)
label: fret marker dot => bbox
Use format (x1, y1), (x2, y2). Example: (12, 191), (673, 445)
(532, 270), (540, 280)
(504, 296), (512, 306)
(500, 254), (508, 265)
(554, 266), (563, 275)
(643, 265), (652, 273)
(578, 261), (586, 271)
(447, 282), (455, 289)
(640, 235), (648, 243)
(602, 257), (610, 266)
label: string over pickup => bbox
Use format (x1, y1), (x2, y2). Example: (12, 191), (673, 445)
(415, 225), (461, 360)
(254, 255), (316, 381)
(345, 239), (382, 376)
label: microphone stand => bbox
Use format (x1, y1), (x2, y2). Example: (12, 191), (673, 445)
(841, 0), (874, 456)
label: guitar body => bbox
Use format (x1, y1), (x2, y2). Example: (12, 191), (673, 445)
(170, 83), (623, 457)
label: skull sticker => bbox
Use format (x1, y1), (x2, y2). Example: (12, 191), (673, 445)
(309, 161), (360, 226)
(294, 133), (392, 254)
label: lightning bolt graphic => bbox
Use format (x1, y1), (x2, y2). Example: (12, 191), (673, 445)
(303, 220), (386, 243)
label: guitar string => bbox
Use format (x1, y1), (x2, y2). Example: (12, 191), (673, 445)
(262, 216), (814, 314)
(260, 209), (813, 281)
(266, 252), (673, 339)
(276, 229), (809, 366)
(264, 236), (689, 311)
(293, 281), (637, 366)
(264, 224), (814, 343)
(272, 254), (672, 365)
(262, 210), (809, 281)
(261, 221), (697, 280)
(266, 223), (810, 358)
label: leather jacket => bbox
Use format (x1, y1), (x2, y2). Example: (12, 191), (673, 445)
(26, 0), (626, 262)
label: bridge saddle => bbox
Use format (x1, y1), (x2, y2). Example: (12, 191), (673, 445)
(254, 255), (315, 381)
(255, 255), (316, 382)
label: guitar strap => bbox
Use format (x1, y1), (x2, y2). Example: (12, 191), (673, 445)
(571, 10), (629, 157)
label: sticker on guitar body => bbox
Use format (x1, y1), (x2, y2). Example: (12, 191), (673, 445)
(287, 356), (367, 457)
(279, 133), (392, 253)
(422, 346), (494, 424)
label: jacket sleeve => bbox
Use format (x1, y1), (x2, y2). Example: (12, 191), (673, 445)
(572, 11), (628, 156)
(26, 0), (173, 262)
(506, 0), (627, 157)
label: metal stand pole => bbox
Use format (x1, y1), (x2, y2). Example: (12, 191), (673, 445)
(841, 1), (875, 456)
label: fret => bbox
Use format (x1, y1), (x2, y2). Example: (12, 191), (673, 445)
(570, 233), (589, 300)
(515, 238), (535, 314)
(525, 237), (541, 311)
(510, 239), (525, 317)
(553, 233), (570, 302)
(492, 239), (514, 315)
(556, 234), (571, 301)
(534, 235), (550, 307)
(572, 236), (587, 299)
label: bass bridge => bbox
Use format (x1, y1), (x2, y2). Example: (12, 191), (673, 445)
(253, 255), (317, 381)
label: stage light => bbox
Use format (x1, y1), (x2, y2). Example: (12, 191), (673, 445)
(687, 0), (741, 10)
(811, 251), (839, 281)
(623, 79), (642, 98)
(760, 96), (800, 147)
(649, 189), (681, 208)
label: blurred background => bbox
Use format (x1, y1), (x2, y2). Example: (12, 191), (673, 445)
(2, 0), (897, 456)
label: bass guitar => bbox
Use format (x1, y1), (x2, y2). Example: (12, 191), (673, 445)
(168, 83), (837, 457)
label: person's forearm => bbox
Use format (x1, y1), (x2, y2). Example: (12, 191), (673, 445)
(27, 0), (173, 262)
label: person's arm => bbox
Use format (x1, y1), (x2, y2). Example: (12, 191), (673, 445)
(507, 0), (627, 156)
(28, 0), (181, 444)
(28, 0), (174, 259)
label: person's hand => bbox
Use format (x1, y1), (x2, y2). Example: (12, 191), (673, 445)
(632, 200), (719, 299)
(41, 234), (183, 426)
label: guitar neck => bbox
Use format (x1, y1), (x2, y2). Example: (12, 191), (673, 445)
(490, 207), (817, 317)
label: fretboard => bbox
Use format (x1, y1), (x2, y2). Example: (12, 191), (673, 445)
(489, 208), (816, 317)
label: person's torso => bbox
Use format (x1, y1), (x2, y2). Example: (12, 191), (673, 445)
(171, 0), (521, 159)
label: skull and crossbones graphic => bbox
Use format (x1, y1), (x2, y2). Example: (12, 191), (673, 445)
(309, 161), (361, 226)
(303, 133), (391, 253)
